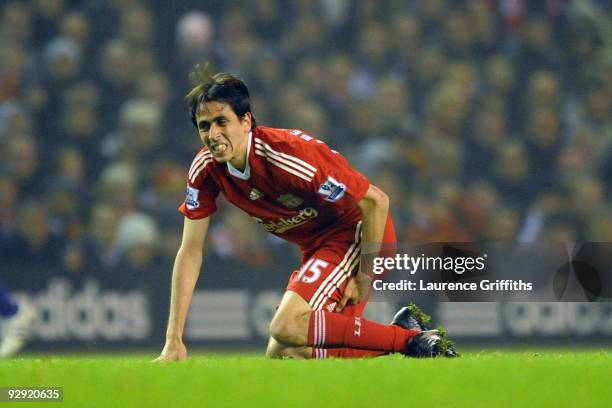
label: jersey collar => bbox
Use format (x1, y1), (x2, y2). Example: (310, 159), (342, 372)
(226, 131), (252, 180)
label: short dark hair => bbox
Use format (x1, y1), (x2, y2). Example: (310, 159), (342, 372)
(186, 64), (256, 130)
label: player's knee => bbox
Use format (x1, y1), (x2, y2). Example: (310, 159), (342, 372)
(265, 344), (282, 359)
(269, 317), (296, 346)
(265, 343), (292, 359)
(269, 311), (310, 346)
(266, 345), (310, 359)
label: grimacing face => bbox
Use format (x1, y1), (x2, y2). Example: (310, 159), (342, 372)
(196, 101), (251, 169)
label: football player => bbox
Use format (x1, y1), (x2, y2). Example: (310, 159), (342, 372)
(156, 66), (453, 360)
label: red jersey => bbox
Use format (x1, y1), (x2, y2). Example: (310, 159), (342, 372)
(179, 126), (370, 252)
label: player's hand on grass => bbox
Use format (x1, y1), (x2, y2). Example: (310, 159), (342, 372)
(154, 340), (188, 362)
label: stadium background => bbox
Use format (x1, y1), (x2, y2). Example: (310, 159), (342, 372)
(1, 0), (611, 352)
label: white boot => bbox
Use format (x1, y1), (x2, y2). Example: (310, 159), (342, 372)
(0, 302), (36, 358)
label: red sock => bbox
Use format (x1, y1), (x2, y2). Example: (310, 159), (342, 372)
(312, 348), (388, 359)
(307, 310), (419, 352)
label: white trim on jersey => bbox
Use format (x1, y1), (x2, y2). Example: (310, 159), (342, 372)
(254, 143), (316, 178)
(189, 151), (212, 183)
(254, 138), (317, 182)
(309, 221), (362, 311)
(189, 150), (211, 177)
(255, 148), (312, 182)
(255, 139), (317, 173)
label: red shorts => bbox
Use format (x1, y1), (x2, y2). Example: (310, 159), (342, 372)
(286, 216), (396, 317)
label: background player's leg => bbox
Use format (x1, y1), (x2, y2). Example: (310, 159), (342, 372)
(0, 284), (35, 358)
(0, 284), (19, 318)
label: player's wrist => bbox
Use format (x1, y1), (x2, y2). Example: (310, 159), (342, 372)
(165, 334), (184, 344)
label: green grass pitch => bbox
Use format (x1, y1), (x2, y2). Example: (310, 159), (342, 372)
(1, 351), (610, 407)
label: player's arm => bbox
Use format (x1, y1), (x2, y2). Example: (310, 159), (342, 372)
(336, 184), (389, 312)
(155, 216), (210, 361)
(356, 184), (389, 247)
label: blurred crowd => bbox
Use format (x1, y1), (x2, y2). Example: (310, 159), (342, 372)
(1, 0), (611, 281)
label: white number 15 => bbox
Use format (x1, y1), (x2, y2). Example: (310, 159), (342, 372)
(295, 258), (329, 283)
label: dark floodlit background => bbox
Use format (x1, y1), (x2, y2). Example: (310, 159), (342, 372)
(1, 0), (611, 351)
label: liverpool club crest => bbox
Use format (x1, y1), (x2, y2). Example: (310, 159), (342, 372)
(277, 194), (303, 208)
(250, 188), (263, 200)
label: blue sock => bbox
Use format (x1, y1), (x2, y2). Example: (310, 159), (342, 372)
(0, 284), (19, 318)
